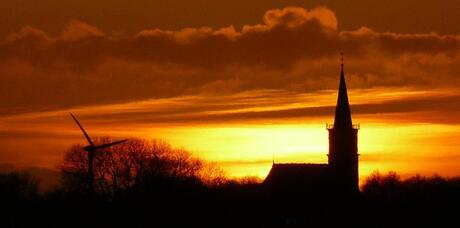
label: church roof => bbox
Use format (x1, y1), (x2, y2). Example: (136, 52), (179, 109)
(333, 59), (353, 129)
(264, 163), (330, 185)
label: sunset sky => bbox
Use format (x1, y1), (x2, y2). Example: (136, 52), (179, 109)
(1, 1), (460, 181)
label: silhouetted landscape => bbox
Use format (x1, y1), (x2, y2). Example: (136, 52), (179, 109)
(2, 1), (460, 227)
(3, 52), (460, 228)
(0, 138), (459, 227)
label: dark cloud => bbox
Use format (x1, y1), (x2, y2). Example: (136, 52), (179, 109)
(194, 94), (460, 124)
(7, 91), (454, 126)
(1, 0), (459, 38)
(77, 93), (460, 125)
(0, 6), (459, 116)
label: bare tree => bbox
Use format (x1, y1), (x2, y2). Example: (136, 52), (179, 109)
(60, 138), (225, 197)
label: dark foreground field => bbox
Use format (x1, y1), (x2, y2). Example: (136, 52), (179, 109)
(2, 139), (459, 227)
(2, 170), (460, 228)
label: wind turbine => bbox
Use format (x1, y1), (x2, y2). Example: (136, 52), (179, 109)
(70, 113), (127, 194)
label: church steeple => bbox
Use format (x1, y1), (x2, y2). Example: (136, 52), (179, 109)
(333, 53), (352, 129)
(327, 52), (359, 193)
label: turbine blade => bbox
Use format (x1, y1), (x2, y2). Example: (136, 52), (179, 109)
(96, 139), (128, 149)
(70, 113), (94, 146)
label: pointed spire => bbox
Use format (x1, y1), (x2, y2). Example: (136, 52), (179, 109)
(341, 52), (344, 69)
(334, 53), (353, 129)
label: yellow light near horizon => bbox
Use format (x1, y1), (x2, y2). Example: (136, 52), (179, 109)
(2, 88), (460, 182)
(153, 124), (329, 162)
(145, 122), (460, 181)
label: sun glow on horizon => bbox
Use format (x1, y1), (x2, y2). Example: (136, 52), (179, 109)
(1, 88), (460, 182)
(144, 121), (460, 181)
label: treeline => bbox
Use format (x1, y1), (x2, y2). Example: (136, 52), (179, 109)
(59, 138), (230, 198)
(1, 139), (460, 227)
(363, 171), (460, 202)
(2, 138), (264, 227)
(359, 171), (460, 227)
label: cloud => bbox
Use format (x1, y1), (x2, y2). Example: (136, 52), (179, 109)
(0, 6), (459, 115)
(60, 20), (104, 41)
(340, 27), (460, 55)
(4, 89), (458, 129)
(262, 6), (337, 29)
(4, 26), (50, 43)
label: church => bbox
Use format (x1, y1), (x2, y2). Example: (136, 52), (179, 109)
(264, 58), (360, 196)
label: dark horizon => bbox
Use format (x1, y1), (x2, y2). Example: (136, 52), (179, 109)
(1, 1), (460, 227)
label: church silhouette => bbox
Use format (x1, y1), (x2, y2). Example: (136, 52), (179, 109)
(264, 57), (360, 197)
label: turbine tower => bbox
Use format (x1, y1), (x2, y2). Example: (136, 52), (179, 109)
(70, 113), (127, 194)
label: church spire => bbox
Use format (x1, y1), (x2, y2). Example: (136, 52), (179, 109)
(334, 53), (353, 129)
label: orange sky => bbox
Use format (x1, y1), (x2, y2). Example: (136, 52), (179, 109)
(1, 2), (460, 181)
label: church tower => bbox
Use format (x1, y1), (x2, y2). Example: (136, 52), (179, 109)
(327, 53), (359, 193)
